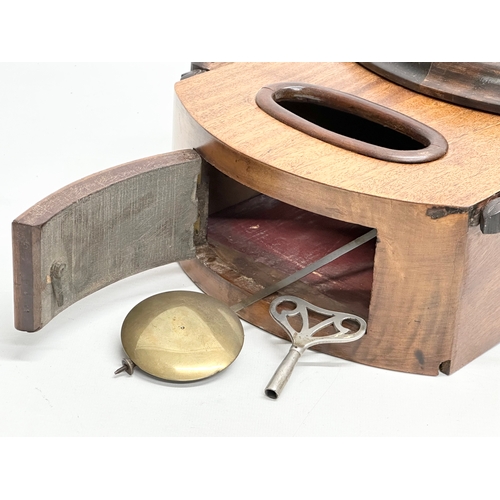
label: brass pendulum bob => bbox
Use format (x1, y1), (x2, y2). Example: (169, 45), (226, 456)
(116, 291), (244, 382)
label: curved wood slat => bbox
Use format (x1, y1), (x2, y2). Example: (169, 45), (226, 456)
(12, 149), (204, 332)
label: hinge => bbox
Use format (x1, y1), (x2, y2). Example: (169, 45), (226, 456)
(480, 198), (500, 234)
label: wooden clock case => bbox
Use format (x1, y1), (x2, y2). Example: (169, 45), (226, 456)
(12, 62), (500, 377)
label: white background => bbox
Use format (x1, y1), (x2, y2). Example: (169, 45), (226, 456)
(1, 62), (499, 496)
(2, 63), (500, 436)
(1, 0), (499, 495)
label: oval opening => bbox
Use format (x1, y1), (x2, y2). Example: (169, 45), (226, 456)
(256, 82), (448, 164)
(278, 100), (424, 151)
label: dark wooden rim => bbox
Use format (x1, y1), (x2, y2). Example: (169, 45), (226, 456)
(255, 82), (448, 164)
(360, 62), (500, 115)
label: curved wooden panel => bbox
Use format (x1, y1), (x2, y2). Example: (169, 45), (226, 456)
(12, 150), (204, 332)
(361, 62), (500, 115)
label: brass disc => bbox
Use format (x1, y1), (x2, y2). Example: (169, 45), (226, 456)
(121, 291), (244, 382)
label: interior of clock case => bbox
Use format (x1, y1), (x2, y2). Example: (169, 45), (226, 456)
(182, 164), (377, 341)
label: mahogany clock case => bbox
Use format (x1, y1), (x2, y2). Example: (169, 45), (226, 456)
(10, 62), (500, 379)
(174, 63), (500, 377)
(3, 63), (500, 439)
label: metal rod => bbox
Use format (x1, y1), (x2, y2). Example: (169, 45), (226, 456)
(230, 228), (377, 313)
(264, 347), (303, 399)
(114, 358), (135, 376)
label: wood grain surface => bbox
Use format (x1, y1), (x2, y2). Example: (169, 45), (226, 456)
(174, 62), (500, 208)
(451, 225), (500, 373)
(13, 150), (204, 332)
(182, 193), (470, 375)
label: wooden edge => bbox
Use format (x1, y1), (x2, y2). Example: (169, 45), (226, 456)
(12, 149), (201, 332)
(14, 150), (200, 227)
(12, 223), (42, 331)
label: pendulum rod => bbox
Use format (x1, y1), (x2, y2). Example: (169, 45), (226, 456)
(230, 228), (377, 313)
